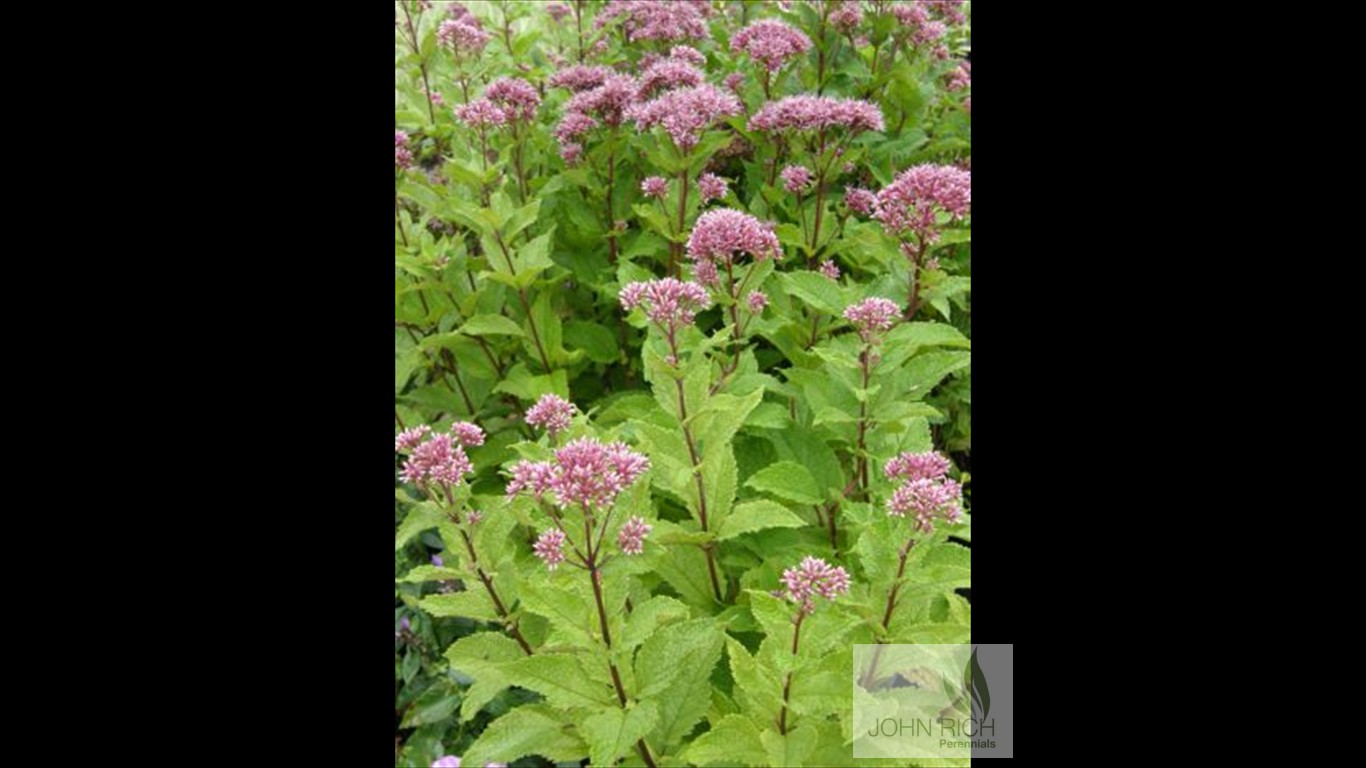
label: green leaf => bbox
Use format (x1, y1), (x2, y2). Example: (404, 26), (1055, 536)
(464, 704), (587, 765)
(396, 564), (462, 583)
(622, 595), (691, 651)
(745, 461), (822, 505)
(581, 701), (659, 767)
(502, 198), (541, 241)
(444, 633), (525, 720)
(502, 654), (617, 710)
(418, 589), (501, 622)
(761, 724), (819, 767)
(684, 715), (767, 766)
(400, 679), (460, 728)
(635, 618), (724, 699)
(460, 313), (526, 337)
(563, 320), (619, 363)
(717, 499), (807, 541)
(396, 503), (445, 550)
(778, 270), (846, 316)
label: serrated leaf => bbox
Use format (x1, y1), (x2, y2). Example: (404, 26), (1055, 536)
(621, 596), (691, 651)
(396, 564), (462, 583)
(717, 500), (807, 541)
(396, 503), (445, 550)
(685, 714), (767, 766)
(460, 313), (525, 337)
(779, 271), (846, 316)
(464, 704), (587, 765)
(635, 618), (723, 699)
(745, 461), (822, 504)
(761, 723), (818, 766)
(418, 589), (501, 622)
(502, 654), (616, 710)
(581, 701), (659, 767)
(563, 320), (619, 363)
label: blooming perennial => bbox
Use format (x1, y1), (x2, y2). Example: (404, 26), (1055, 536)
(508, 437), (650, 511)
(525, 393), (577, 436)
(731, 19), (812, 73)
(697, 172), (728, 203)
(748, 95), (885, 135)
(616, 516), (652, 555)
(843, 297), (901, 343)
(781, 556), (851, 614)
(686, 209), (783, 266)
(620, 278), (712, 339)
(884, 450), (963, 532)
(626, 84), (742, 152)
(872, 163), (971, 244)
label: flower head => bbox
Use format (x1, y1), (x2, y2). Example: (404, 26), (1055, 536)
(454, 99), (507, 129)
(620, 278), (712, 333)
(641, 176), (669, 199)
(401, 433), (474, 487)
(449, 421), (486, 448)
(395, 424), (431, 452)
(596, 0), (710, 43)
(780, 164), (812, 193)
(437, 17), (491, 52)
(697, 173), (728, 203)
(533, 529), (567, 570)
(829, 1), (863, 30)
(819, 260), (841, 280)
(844, 186), (876, 215)
(723, 72), (745, 95)
(395, 131), (413, 170)
(554, 111), (599, 144)
(401, 616), (411, 632)
(843, 297), (901, 342)
(872, 164), (971, 243)
(887, 476), (963, 532)
(687, 208), (782, 265)
(781, 556), (851, 613)
(541, 438), (651, 510)
(748, 95), (884, 135)
(485, 77), (541, 123)
(884, 450), (951, 482)
(545, 2), (572, 22)
(526, 393), (578, 436)
(549, 64), (613, 92)
(946, 60), (970, 91)
(506, 459), (556, 500)
(617, 516), (652, 555)
(431, 553), (444, 567)
(747, 291), (769, 313)
(466, 509), (483, 526)
(565, 74), (641, 127)
(637, 58), (705, 98)
(669, 45), (706, 66)
(626, 84), (742, 152)
(731, 19), (812, 73)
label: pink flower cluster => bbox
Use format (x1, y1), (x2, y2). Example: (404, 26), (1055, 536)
(596, 0), (710, 43)
(449, 421), (486, 447)
(843, 297), (901, 342)
(620, 278), (712, 333)
(747, 291), (769, 312)
(946, 60), (971, 91)
(641, 176), (668, 198)
(507, 437), (651, 510)
(555, 73), (640, 162)
(437, 14), (490, 53)
(627, 85), (742, 152)
(401, 432), (474, 488)
(872, 164), (971, 243)
(781, 556), (851, 614)
(395, 130), (413, 170)
(844, 186), (876, 215)
(525, 393), (577, 436)
(731, 19), (812, 73)
(686, 208), (783, 266)
(454, 99), (507, 129)
(828, 1), (864, 30)
(885, 451), (962, 532)
(545, 2), (572, 22)
(553, 112), (599, 144)
(925, 0), (967, 25)
(533, 528), (567, 570)
(617, 516), (652, 555)
(723, 72), (745, 95)
(819, 260), (841, 280)
(748, 95), (885, 135)
(669, 45), (707, 67)
(548, 65), (612, 93)
(395, 424), (431, 452)
(780, 164), (812, 193)
(697, 172), (728, 203)
(485, 77), (541, 122)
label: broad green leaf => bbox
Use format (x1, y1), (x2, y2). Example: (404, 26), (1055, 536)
(396, 564), (462, 583)
(621, 595), (691, 651)
(717, 500), (807, 541)
(400, 679), (461, 728)
(581, 701), (659, 767)
(635, 618), (724, 699)
(418, 589), (500, 622)
(464, 704), (587, 765)
(684, 714), (767, 766)
(745, 461), (822, 505)
(396, 503), (445, 550)
(761, 724), (819, 767)
(778, 270), (846, 316)
(502, 654), (617, 710)
(460, 313), (525, 337)
(563, 320), (619, 363)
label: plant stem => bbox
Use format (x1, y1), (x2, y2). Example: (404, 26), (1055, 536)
(858, 537), (917, 689)
(440, 349), (477, 414)
(665, 328), (725, 603)
(396, 191), (409, 247)
(606, 129), (618, 264)
(855, 343), (872, 496)
(777, 610), (807, 734)
(673, 165), (691, 278)
(491, 232), (553, 372)
(400, 4), (436, 124)
(905, 236), (924, 320)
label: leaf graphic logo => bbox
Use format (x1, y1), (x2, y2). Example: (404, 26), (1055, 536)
(965, 647), (990, 720)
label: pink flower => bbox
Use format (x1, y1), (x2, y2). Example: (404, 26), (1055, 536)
(533, 528), (567, 570)
(626, 84), (742, 152)
(545, 2), (572, 22)
(526, 393), (577, 436)
(686, 208), (783, 265)
(843, 297), (901, 342)
(641, 176), (669, 198)
(395, 131), (413, 170)
(731, 19), (812, 73)
(844, 186), (876, 215)
(485, 77), (541, 122)
(401, 433), (474, 488)
(565, 74), (641, 127)
(431, 757), (462, 768)
(669, 45), (706, 66)
(395, 425), (431, 452)
(428, 90), (444, 106)
(946, 60), (971, 91)
(617, 516), (652, 555)
(692, 258), (718, 287)
(887, 476), (963, 533)
(697, 173), (728, 203)
(872, 164), (971, 243)
(506, 460), (555, 499)
(554, 112), (599, 144)
(596, 0), (710, 43)
(453, 99), (507, 128)
(747, 291), (769, 313)
(449, 421), (486, 448)
(637, 58), (705, 98)
(544, 437), (651, 510)
(884, 450), (951, 482)
(549, 65), (612, 92)
(748, 95), (885, 135)
(723, 72), (745, 95)
(437, 18), (491, 52)
(466, 509), (484, 526)
(828, 1), (863, 30)
(560, 143), (583, 164)
(819, 260), (841, 280)
(620, 278), (712, 332)
(780, 164), (812, 193)
(781, 556), (851, 613)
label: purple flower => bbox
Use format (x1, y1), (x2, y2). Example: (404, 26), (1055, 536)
(449, 421), (486, 448)
(466, 509), (483, 526)
(526, 393), (578, 436)
(509, 438), (651, 511)
(748, 95), (885, 135)
(829, 1), (863, 30)
(401, 433), (474, 488)
(546, 2), (572, 22)
(437, 18), (490, 52)
(747, 291), (769, 313)
(731, 19), (812, 73)
(872, 164), (971, 244)
(843, 297), (901, 342)
(819, 260), (841, 280)
(686, 209), (783, 265)
(844, 186), (877, 216)
(697, 173), (728, 203)
(669, 45), (706, 66)
(400, 616), (411, 632)
(549, 64), (613, 92)
(596, 0), (710, 43)
(884, 451), (951, 482)
(453, 99), (507, 129)
(395, 131), (413, 170)
(637, 58), (705, 98)
(485, 77), (541, 123)
(626, 84), (743, 152)
(617, 516), (652, 555)
(780, 164), (812, 193)
(395, 425), (431, 452)
(565, 74), (641, 127)
(946, 60), (971, 91)
(506, 459), (555, 499)
(431, 553), (444, 567)
(533, 528), (567, 570)
(723, 72), (745, 95)
(781, 556), (851, 613)
(692, 258), (719, 287)
(887, 476), (963, 533)
(560, 142), (583, 164)
(640, 176), (669, 199)
(620, 278), (712, 333)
